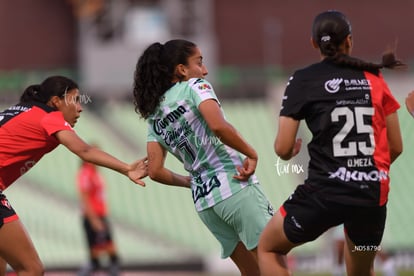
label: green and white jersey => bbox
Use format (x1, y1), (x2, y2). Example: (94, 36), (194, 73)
(147, 78), (259, 211)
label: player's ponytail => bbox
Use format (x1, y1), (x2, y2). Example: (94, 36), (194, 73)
(20, 76), (79, 104)
(327, 52), (406, 72)
(381, 51), (406, 69)
(20, 84), (44, 103)
(133, 39), (197, 119)
(313, 10), (406, 72)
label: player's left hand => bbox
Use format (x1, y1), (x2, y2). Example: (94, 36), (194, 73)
(234, 157), (257, 181)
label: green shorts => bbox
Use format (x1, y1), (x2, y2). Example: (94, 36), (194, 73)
(198, 184), (274, 258)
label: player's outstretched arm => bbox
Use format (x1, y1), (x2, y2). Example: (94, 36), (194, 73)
(56, 129), (148, 186)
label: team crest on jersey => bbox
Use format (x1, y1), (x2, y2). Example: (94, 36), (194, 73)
(324, 78), (343, 93)
(198, 83), (211, 90)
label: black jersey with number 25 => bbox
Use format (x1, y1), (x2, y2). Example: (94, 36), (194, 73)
(280, 59), (400, 207)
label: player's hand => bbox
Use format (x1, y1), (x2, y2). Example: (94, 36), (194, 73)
(128, 157), (148, 186)
(233, 157), (257, 181)
(406, 91), (414, 118)
(291, 138), (302, 157)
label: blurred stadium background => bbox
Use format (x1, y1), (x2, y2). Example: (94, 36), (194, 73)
(1, 1), (414, 275)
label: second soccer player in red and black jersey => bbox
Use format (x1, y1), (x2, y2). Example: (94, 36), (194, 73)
(259, 10), (404, 276)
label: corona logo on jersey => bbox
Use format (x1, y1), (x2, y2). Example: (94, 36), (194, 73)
(328, 167), (388, 182)
(152, 105), (194, 148)
(153, 105), (188, 135)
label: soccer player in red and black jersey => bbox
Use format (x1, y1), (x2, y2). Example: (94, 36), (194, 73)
(258, 11), (404, 276)
(77, 158), (120, 276)
(0, 76), (147, 275)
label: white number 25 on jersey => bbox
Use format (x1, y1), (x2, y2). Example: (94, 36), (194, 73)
(331, 106), (375, 157)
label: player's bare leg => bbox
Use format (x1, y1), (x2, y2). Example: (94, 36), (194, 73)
(0, 220), (43, 276)
(258, 211), (297, 276)
(343, 233), (376, 276)
(230, 242), (260, 276)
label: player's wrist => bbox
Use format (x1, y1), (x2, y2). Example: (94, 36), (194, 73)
(246, 149), (258, 160)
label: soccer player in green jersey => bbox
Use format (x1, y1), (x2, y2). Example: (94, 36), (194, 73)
(133, 39), (273, 276)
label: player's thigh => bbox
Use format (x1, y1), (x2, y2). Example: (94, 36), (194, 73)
(229, 184), (273, 251)
(343, 232), (376, 276)
(344, 204), (386, 248)
(0, 220), (42, 272)
(280, 184), (343, 244)
(198, 206), (240, 258)
(230, 242), (260, 276)
(258, 210), (298, 255)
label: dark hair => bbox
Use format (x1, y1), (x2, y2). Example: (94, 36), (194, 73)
(133, 39), (197, 119)
(312, 10), (405, 71)
(312, 10), (352, 57)
(20, 75), (79, 104)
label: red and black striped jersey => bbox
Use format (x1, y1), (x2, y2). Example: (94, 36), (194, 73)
(280, 59), (400, 206)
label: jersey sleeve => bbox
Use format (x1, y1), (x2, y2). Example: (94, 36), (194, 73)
(41, 111), (73, 135)
(189, 78), (220, 107)
(279, 72), (306, 120)
(147, 123), (158, 142)
(379, 73), (400, 115)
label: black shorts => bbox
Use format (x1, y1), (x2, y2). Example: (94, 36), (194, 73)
(82, 216), (114, 249)
(280, 184), (386, 246)
(0, 192), (18, 227)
